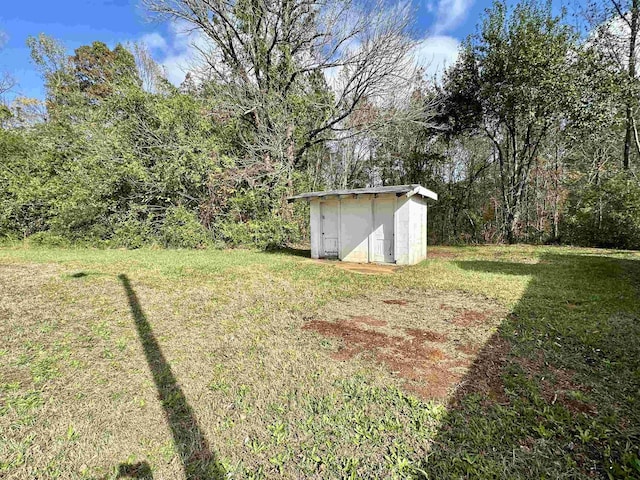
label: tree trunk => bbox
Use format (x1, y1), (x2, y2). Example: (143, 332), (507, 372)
(505, 210), (516, 244)
(623, 0), (639, 170)
(552, 145), (560, 241)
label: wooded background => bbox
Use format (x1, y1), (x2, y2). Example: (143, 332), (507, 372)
(1, 0), (639, 250)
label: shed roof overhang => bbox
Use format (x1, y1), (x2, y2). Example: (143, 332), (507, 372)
(287, 184), (438, 203)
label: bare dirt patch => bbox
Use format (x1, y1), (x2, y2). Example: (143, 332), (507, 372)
(348, 315), (388, 327)
(517, 353), (597, 415)
(405, 328), (448, 343)
(450, 334), (512, 406)
(303, 289), (507, 400)
(383, 299), (411, 305)
(303, 319), (461, 398)
(451, 309), (493, 327)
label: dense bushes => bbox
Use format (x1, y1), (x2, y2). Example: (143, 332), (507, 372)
(108, 206), (212, 248)
(0, 41), (305, 251)
(4, 204), (301, 250)
(26, 231), (71, 247)
(220, 216), (301, 250)
(159, 206), (211, 248)
(564, 174), (640, 250)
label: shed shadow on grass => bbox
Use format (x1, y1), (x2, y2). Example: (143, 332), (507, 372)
(264, 246), (311, 258)
(417, 253), (640, 478)
(118, 274), (224, 480)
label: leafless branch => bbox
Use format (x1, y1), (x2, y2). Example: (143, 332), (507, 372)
(143, 0), (425, 184)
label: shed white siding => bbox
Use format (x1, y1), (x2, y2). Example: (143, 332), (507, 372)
(408, 196), (428, 265)
(392, 196), (408, 265)
(340, 197), (371, 262)
(300, 185), (436, 265)
(372, 196), (395, 263)
(310, 200), (320, 259)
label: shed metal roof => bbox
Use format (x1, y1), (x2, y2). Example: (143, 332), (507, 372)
(287, 184), (438, 202)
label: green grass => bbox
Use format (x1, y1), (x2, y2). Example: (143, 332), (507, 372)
(0, 244), (639, 479)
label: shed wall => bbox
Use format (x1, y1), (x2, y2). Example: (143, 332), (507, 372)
(308, 193), (429, 265)
(310, 200), (320, 259)
(407, 196), (428, 265)
(371, 195), (395, 263)
(340, 197), (371, 262)
(394, 196), (410, 265)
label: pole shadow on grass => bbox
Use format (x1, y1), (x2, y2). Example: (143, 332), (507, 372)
(118, 274), (224, 480)
(417, 252), (640, 478)
(115, 461), (152, 479)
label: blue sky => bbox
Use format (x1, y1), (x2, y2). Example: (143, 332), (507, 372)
(0, 0), (523, 101)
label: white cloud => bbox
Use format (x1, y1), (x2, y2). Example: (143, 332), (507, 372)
(0, 30), (8, 49)
(162, 21), (212, 85)
(588, 14), (639, 71)
(413, 35), (460, 81)
(432, 0), (473, 34)
(135, 21), (210, 86)
(140, 32), (167, 51)
(161, 53), (190, 85)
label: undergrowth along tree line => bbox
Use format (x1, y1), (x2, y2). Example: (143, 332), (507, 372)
(1, 0), (639, 250)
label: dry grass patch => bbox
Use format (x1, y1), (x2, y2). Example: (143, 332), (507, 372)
(303, 289), (507, 400)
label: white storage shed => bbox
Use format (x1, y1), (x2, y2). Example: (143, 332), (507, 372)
(288, 184), (438, 265)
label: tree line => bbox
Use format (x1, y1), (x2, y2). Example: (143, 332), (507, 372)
(1, 0), (639, 250)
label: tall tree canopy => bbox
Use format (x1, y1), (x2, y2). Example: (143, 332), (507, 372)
(442, 1), (578, 242)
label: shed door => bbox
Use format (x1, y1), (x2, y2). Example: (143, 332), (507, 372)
(320, 201), (339, 258)
(372, 198), (394, 263)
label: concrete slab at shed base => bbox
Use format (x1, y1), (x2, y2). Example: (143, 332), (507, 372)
(307, 259), (399, 275)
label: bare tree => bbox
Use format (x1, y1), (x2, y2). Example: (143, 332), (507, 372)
(143, 0), (423, 189)
(130, 41), (168, 93)
(0, 30), (17, 107)
(0, 73), (15, 98)
(2, 97), (47, 128)
(588, 0), (640, 170)
(0, 33), (17, 123)
(609, 0), (639, 170)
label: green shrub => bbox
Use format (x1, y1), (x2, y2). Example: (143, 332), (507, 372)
(563, 173), (640, 250)
(26, 231), (71, 247)
(159, 206), (210, 249)
(111, 212), (155, 249)
(220, 216), (300, 250)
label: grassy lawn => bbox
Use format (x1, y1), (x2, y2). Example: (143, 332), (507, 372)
(1, 245), (639, 479)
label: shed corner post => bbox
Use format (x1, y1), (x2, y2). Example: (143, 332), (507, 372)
(368, 196), (374, 263)
(393, 194), (398, 264)
(338, 198), (342, 260)
(425, 202), (428, 260)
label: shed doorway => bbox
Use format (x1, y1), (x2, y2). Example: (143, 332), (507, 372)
(372, 197), (394, 263)
(320, 201), (339, 258)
